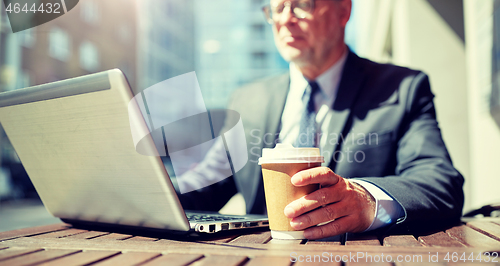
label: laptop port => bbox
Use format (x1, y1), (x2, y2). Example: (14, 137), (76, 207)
(246, 222), (258, 227)
(221, 223), (229, 231)
(233, 222), (242, 228)
(209, 224), (216, 233)
(262, 221), (269, 225)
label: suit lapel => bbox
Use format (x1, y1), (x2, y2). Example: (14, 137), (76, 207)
(264, 73), (290, 148)
(323, 51), (367, 168)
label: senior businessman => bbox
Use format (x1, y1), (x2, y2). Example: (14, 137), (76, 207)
(179, 0), (464, 239)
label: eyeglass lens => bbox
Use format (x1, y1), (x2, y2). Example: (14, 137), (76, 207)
(269, 0), (314, 20)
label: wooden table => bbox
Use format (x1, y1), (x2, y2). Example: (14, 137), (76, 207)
(1, 218), (500, 266)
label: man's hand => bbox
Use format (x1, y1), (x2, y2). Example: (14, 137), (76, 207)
(284, 167), (376, 240)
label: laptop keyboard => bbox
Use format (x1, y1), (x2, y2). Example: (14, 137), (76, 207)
(187, 214), (245, 222)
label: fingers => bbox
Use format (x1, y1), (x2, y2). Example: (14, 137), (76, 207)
(285, 179), (377, 239)
(289, 200), (349, 230)
(290, 167), (341, 187)
(284, 184), (345, 218)
(284, 168), (343, 218)
(303, 216), (357, 240)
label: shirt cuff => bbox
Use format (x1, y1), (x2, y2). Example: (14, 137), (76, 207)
(350, 179), (405, 232)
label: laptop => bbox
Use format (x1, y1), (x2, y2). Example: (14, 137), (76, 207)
(0, 69), (268, 235)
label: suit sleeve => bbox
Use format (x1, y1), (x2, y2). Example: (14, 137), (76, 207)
(357, 72), (464, 233)
(176, 138), (238, 212)
(175, 89), (249, 212)
(177, 174), (238, 212)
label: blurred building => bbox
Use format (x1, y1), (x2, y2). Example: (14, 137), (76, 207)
(136, 0), (195, 92)
(194, 0), (288, 109)
(350, 0), (471, 207)
(0, 0), (139, 200)
(0, 0), (198, 200)
(0, 0), (138, 91)
(347, 0), (500, 212)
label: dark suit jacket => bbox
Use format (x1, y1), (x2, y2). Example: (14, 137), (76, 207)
(180, 51), (464, 234)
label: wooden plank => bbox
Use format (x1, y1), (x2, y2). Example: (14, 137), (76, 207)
(467, 220), (500, 241)
(305, 241), (341, 246)
(292, 253), (341, 266)
(0, 223), (70, 241)
(305, 235), (342, 246)
(90, 233), (133, 241)
(345, 235), (380, 246)
(447, 263), (499, 266)
(418, 231), (467, 247)
(446, 263), (494, 266)
(154, 239), (193, 247)
(345, 253), (397, 265)
(382, 235), (423, 247)
(31, 228), (88, 239)
(140, 253), (203, 266)
(91, 252), (161, 266)
(64, 231), (110, 239)
(0, 249), (79, 266)
(1, 235), (463, 258)
(0, 248), (43, 261)
(194, 255), (248, 266)
(397, 263), (446, 266)
(446, 225), (500, 248)
(196, 235), (240, 244)
(295, 260), (340, 266)
(37, 250), (120, 266)
(245, 256), (291, 266)
(268, 239), (303, 245)
(345, 263), (391, 266)
(229, 231), (271, 244)
(123, 236), (158, 242)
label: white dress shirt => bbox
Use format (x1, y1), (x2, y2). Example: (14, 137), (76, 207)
(279, 51), (404, 231)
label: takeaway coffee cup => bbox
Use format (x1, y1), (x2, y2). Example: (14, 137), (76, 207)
(258, 143), (324, 239)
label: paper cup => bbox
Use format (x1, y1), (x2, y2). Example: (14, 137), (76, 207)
(259, 143), (324, 239)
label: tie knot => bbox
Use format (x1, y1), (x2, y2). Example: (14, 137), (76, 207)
(309, 81), (320, 95)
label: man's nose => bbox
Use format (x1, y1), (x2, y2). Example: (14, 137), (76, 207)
(278, 4), (296, 25)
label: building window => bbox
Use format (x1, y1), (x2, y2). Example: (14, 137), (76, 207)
(20, 28), (35, 48)
(252, 0), (263, 6)
(79, 41), (99, 71)
(251, 52), (267, 68)
(81, 0), (99, 24)
(251, 23), (266, 39)
(49, 27), (71, 61)
(15, 70), (30, 90)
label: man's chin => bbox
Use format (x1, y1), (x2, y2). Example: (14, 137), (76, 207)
(278, 47), (307, 63)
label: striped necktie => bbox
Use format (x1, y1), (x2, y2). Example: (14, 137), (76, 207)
(295, 81), (320, 147)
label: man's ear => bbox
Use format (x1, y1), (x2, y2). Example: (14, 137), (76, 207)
(339, 0), (352, 27)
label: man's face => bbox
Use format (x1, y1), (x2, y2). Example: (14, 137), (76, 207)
(271, 0), (351, 67)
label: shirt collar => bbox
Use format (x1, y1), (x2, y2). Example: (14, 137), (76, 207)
(289, 50), (349, 101)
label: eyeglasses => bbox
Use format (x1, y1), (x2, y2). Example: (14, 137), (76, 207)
(262, 0), (338, 24)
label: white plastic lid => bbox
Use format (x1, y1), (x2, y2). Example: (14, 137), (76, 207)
(258, 143), (324, 165)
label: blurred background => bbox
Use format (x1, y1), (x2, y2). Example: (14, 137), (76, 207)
(0, 0), (499, 231)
